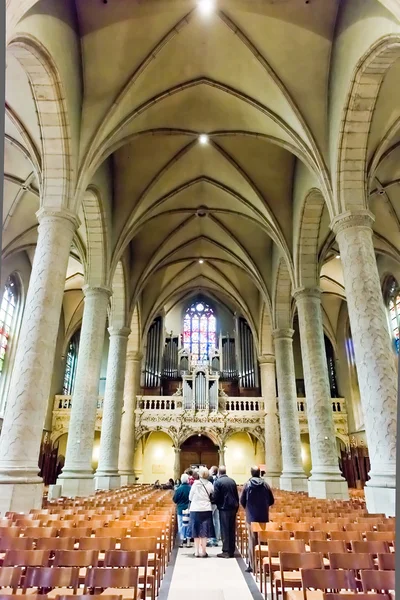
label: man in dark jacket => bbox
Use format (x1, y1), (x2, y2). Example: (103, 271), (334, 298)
(240, 466), (274, 572)
(173, 474), (191, 548)
(213, 466), (239, 558)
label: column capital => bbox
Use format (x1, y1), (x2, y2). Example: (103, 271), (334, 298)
(273, 328), (294, 340)
(108, 326), (131, 338)
(82, 284), (112, 299)
(330, 209), (375, 236)
(258, 354), (275, 365)
(292, 286), (321, 302)
(36, 206), (80, 230)
(126, 351), (143, 362)
(173, 447), (181, 453)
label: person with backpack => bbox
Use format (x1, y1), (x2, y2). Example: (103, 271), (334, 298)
(173, 473), (191, 548)
(240, 465), (274, 572)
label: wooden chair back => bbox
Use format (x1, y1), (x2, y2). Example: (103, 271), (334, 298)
(3, 550), (51, 567)
(360, 570), (395, 593)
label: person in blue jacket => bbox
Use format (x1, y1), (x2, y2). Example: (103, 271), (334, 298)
(173, 473), (191, 547)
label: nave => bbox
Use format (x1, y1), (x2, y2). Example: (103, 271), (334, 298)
(0, 484), (395, 600)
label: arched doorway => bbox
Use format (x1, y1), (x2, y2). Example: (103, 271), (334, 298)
(180, 434), (219, 473)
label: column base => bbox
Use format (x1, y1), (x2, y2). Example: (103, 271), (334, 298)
(94, 475), (121, 491)
(0, 481), (43, 514)
(308, 477), (349, 500)
(264, 475), (281, 489)
(280, 475), (308, 493)
(365, 485), (396, 517)
(119, 473), (136, 486)
(57, 476), (95, 497)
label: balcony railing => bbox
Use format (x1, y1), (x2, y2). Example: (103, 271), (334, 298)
(54, 395), (345, 415)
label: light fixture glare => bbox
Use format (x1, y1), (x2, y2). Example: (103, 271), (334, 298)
(199, 259), (204, 264)
(199, 134), (209, 145)
(198, 0), (214, 16)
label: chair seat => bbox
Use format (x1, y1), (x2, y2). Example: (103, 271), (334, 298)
(262, 557), (280, 566)
(100, 587), (141, 599)
(273, 570), (301, 582)
(287, 591), (323, 600)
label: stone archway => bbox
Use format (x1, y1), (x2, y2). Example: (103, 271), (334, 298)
(180, 434), (219, 474)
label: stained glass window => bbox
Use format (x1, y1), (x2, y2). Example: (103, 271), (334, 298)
(386, 277), (400, 353)
(0, 275), (18, 378)
(183, 301), (216, 363)
(63, 330), (80, 394)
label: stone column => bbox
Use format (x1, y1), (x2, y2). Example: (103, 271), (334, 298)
(259, 355), (281, 487)
(0, 208), (78, 513)
(57, 285), (111, 496)
(173, 447), (181, 481)
(332, 211), (397, 515)
(273, 329), (308, 492)
(218, 447), (226, 467)
(95, 326), (131, 490)
(293, 288), (348, 499)
(118, 352), (142, 485)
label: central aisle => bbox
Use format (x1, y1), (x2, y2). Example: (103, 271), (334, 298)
(161, 544), (263, 600)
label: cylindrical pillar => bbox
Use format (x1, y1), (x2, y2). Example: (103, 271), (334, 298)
(0, 208), (78, 513)
(293, 287), (348, 499)
(273, 329), (308, 492)
(118, 351), (142, 484)
(173, 447), (181, 481)
(95, 326), (131, 490)
(332, 210), (397, 515)
(218, 448), (226, 467)
(259, 355), (281, 487)
(58, 285), (111, 497)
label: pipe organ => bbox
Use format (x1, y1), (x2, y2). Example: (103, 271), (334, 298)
(238, 317), (258, 389)
(144, 317), (162, 389)
(180, 351), (220, 411)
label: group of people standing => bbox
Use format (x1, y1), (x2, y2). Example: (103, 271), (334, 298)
(173, 464), (274, 570)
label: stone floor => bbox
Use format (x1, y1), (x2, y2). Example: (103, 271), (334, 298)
(159, 544), (264, 600)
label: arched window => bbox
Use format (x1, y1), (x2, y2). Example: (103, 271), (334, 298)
(183, 300), (217, 363)
(386, 276), (400, 353)
(0, 274), (19, 378)
(63, 330), (80, 395)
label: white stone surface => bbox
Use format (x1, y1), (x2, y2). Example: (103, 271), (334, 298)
(364, 485), (396, 517)
(167, 545), (253, 600)
(58, 285), (111, 494)
(118, 352), (142, 480)
(293, 288), (348, 499)
(332, 211), (397, 512)
(174, 447), (181, 480)
(0, 208), (78, 512)
(273, 329), (308, 492)
(259, 355), (281, 484)
(95, 326), (130, 489)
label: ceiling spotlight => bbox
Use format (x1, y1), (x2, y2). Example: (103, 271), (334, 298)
(199, 134), (209, 145)
(198, 0), (215, 16)
(199, 259), (204, 264)
(335, 254), (340, 259)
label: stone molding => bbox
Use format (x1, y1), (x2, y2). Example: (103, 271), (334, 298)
(331, 210), (375, 236)
(273, 328), (294, 340)
(36, 207), (80, 230)
(108, 326), (131, 338)
(292, 287), (321, 302)
(126, 351), (143, 362)
(258, 354), (275, 364)
(82, 284), (112, 299)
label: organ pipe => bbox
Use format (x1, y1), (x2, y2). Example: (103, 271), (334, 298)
(238, 317), (256, 389)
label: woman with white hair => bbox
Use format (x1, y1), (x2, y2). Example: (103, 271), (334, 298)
(188, 466), (215, 557)
(173, 473), (191, 547)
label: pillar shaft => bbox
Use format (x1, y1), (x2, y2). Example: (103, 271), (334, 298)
(332, 211), (397, 515)
(95, 326), (130, 490)
(0, 209), (78, 513)
(58, 285), (111, 496)
(173, 447), (181, 481)
(273, 329), (307, 491)
(259, 355), (281, 487)
(218, 448), (226, 467)
(118, 352), (142, 484)
(293, 287), (348, 499)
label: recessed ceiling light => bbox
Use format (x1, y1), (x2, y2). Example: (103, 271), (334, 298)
(335, 254), (340, 259)
(199, 134), (209, 145)
(199, 259), (204, 264)
(198, 0), (214, 16)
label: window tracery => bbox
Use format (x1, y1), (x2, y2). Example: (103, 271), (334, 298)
(63, 330), (80, 394)
(183, 300), (216, 364)
(0, 274), (18, 378)
(386, 277), (400, 353)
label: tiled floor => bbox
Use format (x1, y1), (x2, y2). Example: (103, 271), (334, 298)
(161, 545), (263, 600)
